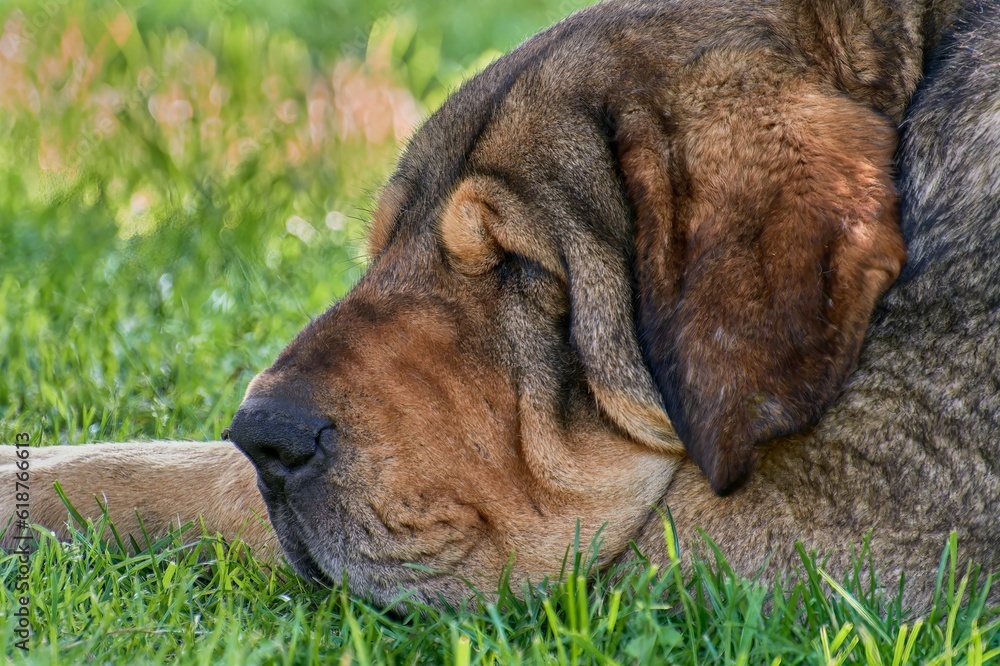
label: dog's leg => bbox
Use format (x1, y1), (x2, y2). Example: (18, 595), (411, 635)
(0, 442), (276, 557)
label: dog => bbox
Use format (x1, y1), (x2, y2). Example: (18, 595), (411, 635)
(4, 0), (997, 609)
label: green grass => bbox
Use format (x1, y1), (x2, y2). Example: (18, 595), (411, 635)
(2, 510), (998, 664)
(0, 0), (998, 663)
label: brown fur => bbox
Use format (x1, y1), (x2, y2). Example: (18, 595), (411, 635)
(624, 54), (907, 492)
(1, 442), (274, 554)
(4, 0), (996, 610)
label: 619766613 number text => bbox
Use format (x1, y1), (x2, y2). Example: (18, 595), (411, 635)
(11, 431), (33, 652)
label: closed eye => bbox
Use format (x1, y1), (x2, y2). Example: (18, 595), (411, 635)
(499, 252), (553, 284)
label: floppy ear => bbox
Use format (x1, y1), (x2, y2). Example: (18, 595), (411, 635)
(439, 175), (686, 456)
(615, 92), (906, 494)
(438, 179), (503, 276)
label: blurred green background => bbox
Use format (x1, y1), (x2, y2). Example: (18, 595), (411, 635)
(0, 0), (592, 445)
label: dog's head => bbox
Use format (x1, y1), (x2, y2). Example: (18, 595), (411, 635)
(228, 10), (905, 606)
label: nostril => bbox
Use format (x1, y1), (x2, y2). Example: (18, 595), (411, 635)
(269, 441), (312, 469)
(315, 424), (338, 456)
(227, 397), (332, 484)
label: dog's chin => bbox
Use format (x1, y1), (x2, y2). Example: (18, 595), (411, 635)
(256, 478), (476, 609)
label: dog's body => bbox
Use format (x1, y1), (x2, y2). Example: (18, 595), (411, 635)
(3, 0), (998, 609)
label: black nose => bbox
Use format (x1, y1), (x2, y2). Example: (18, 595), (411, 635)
(228, 397), (332, 488)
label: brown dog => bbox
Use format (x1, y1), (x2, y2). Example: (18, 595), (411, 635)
(4, 0), (997, 609)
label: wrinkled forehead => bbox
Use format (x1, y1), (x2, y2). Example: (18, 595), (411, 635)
(367, 88), (624, 269)
(365, 68), (522, 258)
(364, 22), (616, 259)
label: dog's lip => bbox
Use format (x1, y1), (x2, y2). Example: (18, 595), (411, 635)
(258, 480), (404, 593)
(278, 490), (466, 606)
(282, 539), (333, 586)
(254, 455), (475, 607)
(254, 480), (333, 585)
